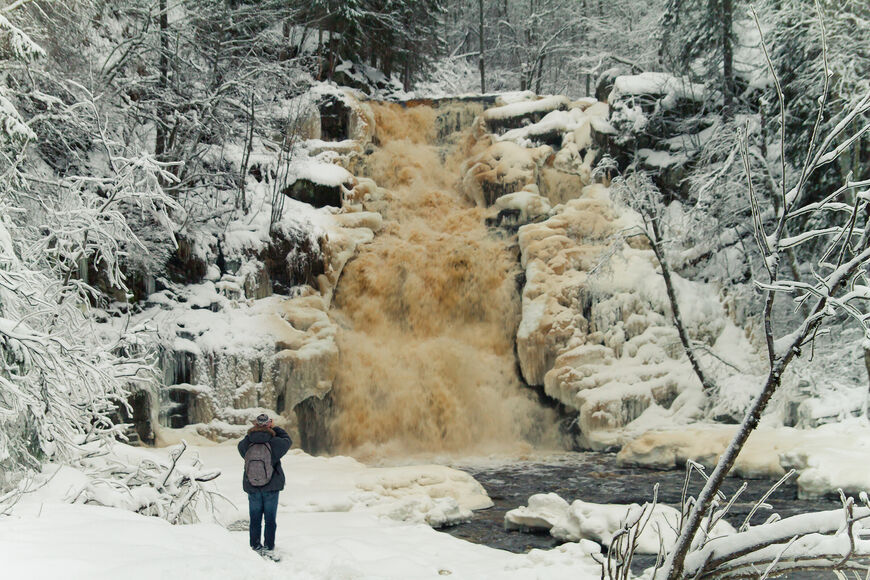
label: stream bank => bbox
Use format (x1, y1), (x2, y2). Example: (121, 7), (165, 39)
(445, 452), (841, 576)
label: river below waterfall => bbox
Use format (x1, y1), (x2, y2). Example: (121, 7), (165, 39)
(444, 452), (841, 577)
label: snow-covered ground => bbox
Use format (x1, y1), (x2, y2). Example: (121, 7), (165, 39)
(9, 422), (870, 579)
(1, 440), (603, 579)
(8, 425), (870, 579)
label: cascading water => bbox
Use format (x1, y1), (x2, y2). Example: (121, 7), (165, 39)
(328, 102), (564, 458)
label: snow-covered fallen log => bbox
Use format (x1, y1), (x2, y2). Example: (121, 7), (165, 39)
(505, 492), (734, 555)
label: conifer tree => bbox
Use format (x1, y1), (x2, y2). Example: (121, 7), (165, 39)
(659, 0), (740, 116)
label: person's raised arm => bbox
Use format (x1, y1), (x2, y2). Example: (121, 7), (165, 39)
(271, 426), (292, 459)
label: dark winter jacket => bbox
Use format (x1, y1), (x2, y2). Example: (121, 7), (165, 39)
(238, 425), (292, 493)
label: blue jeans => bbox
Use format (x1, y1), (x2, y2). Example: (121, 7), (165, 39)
(248, 490), (279, 550)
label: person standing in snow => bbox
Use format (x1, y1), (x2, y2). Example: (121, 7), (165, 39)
(238, 413), (292, 556)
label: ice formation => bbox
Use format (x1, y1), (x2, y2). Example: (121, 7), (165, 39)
(123, 83), (870, 503)
(515, 184), (759, 449)
(456, 92), (762, 452)
(133, 86), (767, 465)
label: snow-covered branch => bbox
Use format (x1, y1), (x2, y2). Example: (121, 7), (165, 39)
(69, 440), (224, 525)
(683, 506), (870, 577)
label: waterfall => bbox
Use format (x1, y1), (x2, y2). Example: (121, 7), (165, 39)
(328, 102), (563, 457)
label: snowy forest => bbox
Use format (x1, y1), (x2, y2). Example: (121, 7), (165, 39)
(1, 0), (869, 578)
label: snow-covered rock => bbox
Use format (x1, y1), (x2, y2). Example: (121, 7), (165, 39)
(483, 95), (572, 133)
(608, 72), (706, 111)
(491, 186), (552, 224)
(460, 139), (552, 207)
(460, 98), (611, 209)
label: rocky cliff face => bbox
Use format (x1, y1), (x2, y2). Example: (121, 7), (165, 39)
(120, 87), (383, 450)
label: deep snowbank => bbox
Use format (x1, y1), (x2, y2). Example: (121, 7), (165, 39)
(3, 442), (606, 579)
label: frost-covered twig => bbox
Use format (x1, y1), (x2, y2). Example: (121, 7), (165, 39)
(739, 469), (794, 533)
(0, 487), (22, 517)
(604, 484), (660, 580)
(269, 98), (305, 229)
(162, 439), (188, 487)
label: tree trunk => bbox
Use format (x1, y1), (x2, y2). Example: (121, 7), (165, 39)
(238, 92), (255, 212)
(722, 0), (734, 118)
(403, 55), (411, 92)
(650, 219), (715, 394)
(478, 0), (486, 93)
(657, 356), (791, 579)
(317, 26), (323, 80)
(534, 53), (545, 94)
(155, 0), (169, 162)
(659, 278), (846, 577)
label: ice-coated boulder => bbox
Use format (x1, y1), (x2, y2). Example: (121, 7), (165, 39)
(460, 139), (552, 207)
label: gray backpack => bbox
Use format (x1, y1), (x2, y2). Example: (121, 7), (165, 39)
(244, 442), (273, 487)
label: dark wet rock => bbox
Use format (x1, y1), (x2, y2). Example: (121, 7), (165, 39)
(294, 394), (334, 455)
(161, 385), (194, 429)
(485, 208), (523, 228)
(318, 94), (351, 141)
(263, 226), (326, 294)
(285, 178), (344, 209)
(166, 235), (208, 285)
(481, 179), (527, 207)
(114, 389), (155, 445)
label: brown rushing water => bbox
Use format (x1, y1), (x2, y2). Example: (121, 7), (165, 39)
(328, 103), (563, 459)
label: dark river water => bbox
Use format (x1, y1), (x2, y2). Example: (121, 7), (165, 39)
(444, 452), (842, 577)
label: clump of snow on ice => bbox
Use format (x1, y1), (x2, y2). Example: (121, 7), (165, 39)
(352, 464), (492, 527)
(780, 420), (870, 499)
(504, 492), (569, 531)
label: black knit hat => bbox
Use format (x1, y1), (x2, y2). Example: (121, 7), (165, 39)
(256, 413), (270, 426)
